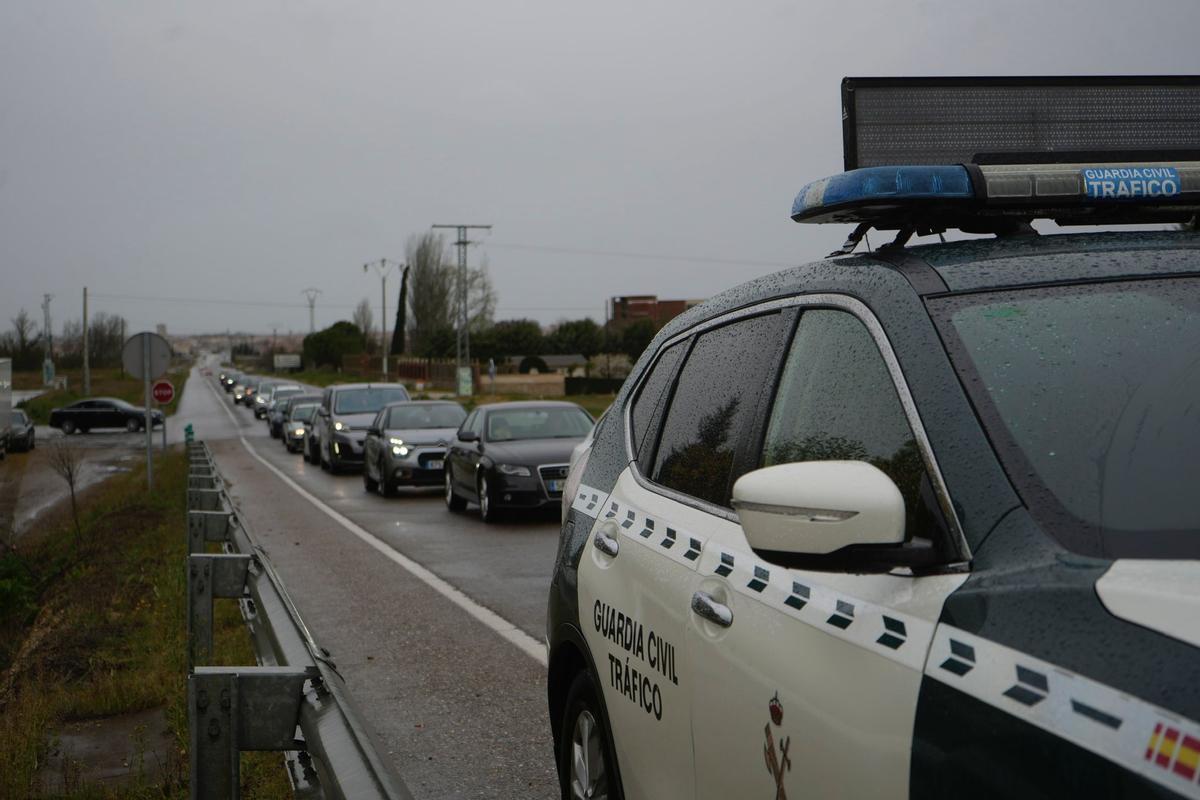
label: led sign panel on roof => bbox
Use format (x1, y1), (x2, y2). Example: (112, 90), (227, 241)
(842, 77), (1200, 170)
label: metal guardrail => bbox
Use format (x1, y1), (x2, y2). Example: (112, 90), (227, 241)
(185, 441), (412, 800)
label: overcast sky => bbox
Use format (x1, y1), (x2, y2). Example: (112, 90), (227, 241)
(2, 1), (1198, 337)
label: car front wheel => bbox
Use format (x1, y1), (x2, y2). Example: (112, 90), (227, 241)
(363, 459), (379, 493)
(558, 669), (622, 800)
(126, 418), (140, 433)
(61, 420), (76, 435)
(478, 474), (497, 523)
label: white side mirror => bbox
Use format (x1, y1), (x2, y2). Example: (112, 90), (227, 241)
(732, 461), (905, 556)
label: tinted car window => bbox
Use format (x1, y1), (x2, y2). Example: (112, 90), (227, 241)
(630, 341), (685, 468)
(387, 404), (467, 429)
(761, 309), (926, 537)
(291, 404), (318, 423)
(334, 387), (409, 414)
(652, 313), (788, 508)
(485, 407), (593, 442)
(931, 277), (1200, 559)
(12, 411), (28, 424)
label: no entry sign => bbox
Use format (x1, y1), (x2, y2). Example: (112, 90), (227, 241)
(152, 380), (175, 404)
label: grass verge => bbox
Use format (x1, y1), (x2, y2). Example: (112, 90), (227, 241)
(0, 449), (290, 798)
(14, 367), (189, 425)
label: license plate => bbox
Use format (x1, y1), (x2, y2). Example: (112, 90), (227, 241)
(428, 459), (444, 470)
(547, 479), (564, 493)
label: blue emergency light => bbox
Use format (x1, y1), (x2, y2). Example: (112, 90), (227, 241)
(794, 77), (1200, 235)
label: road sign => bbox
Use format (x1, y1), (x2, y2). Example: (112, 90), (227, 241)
(273, 353), (301, 370)
(152, 380), (175, 404)
(122, 332), (172, 380)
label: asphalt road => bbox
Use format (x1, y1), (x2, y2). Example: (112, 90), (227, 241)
(183, 364), (562, 800)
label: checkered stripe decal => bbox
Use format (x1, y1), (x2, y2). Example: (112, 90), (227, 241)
(591, 491), (933, 671)
(570, 484), (606, 518)
(928, 625), (1200, 798)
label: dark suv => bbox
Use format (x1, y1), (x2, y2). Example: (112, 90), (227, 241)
(313, 383), (410, 473)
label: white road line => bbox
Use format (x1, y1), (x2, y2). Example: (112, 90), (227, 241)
(204, 375), (549, 667)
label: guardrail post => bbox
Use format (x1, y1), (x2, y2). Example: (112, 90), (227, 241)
(188, 488), (222, 511)
(189, 474), (218, 490)
(189, 554), (252, 667)
(190, 666), (310, 800)
(188, 510), (232, 554)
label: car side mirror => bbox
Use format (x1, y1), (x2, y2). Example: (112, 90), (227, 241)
(732, 461), (905, 557)
(458, 430), (479, 442)
(318, 407), (329, 417)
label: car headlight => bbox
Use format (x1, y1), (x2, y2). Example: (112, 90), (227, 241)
(333, 420), (348, 432)
(496, 464), (531, 477)
(294, 427), (306, 436)
(389, 437), (404, 447)
(392, 445), (409, 457)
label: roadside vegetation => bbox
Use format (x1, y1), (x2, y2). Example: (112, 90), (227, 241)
(14, 366), (188, 425)
(0, 449), (289, 798)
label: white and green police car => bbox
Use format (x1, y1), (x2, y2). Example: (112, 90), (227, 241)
(547, 77), (1200, 799)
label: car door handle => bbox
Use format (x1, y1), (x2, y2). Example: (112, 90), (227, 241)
(691, 591), (733, 628)
(593, 529), (619, 558)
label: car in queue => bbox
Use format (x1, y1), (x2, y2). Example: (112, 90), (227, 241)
(312, 383), (410, 473)
(270, 390), (313, 439)
(9, 409), (34, 451)
(222, 371), (242, 392)
(239, 377), (262, 407)
(362, 400), (467, 497)
(546, 77), (1200, 800)
(255, 381), (299, 420)
(283, 398), (322, 454)
(262, 383), (302, 429)
(445, 401), (594, 523)
(49, 397), (164, 434)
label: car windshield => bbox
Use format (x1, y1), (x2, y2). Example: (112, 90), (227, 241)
(291, 404), (317, 423)
(387, 404), (466, 429)
(334, 387), (408, 414)
(12, 411), (27, 424)
(931, 276), (1200, 559)
(111, 399), (138, 410)
(485, 407), (593, 442)
(274, 388), (301, 401)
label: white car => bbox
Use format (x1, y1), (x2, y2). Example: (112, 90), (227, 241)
(546, 77), (1200, 800)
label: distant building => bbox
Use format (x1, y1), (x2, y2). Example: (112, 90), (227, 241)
(608, 295), (704, 330)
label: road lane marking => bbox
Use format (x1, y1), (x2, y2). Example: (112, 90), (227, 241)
(204, 375), (549, 667)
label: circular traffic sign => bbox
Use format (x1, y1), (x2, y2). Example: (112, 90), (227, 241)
(152, 380), (175, 404)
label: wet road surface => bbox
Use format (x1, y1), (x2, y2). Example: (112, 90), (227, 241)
(180, 364), (561, 799)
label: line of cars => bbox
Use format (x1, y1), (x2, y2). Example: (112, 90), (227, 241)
(216, 368), (596, 521)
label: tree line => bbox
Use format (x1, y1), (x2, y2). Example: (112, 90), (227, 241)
(304, 232), (658, 369)
(0, 309), (128, 371)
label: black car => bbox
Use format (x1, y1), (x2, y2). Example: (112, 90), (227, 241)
(49, 397), (164, 434)
(9, 410), (34, 452)
(444, 401), (594, 522)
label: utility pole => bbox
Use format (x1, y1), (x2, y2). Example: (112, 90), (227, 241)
(301, 288), (322, 333)
(431, 224), (491, 395)
(363, 260), (402, 380)
(41, 294), (53, 360)
(82, 287), (90, 395)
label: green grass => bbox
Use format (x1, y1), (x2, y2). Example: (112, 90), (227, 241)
(15, 367), (188, 425)
(0, 450), (290, 798)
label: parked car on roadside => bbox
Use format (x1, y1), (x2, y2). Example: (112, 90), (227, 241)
(444, 401), (594, 522)
(313, 383), (410, 473)
(9, 409), (34, 452)
(362, 401), (467, 496)
(49, 398), (164, 434)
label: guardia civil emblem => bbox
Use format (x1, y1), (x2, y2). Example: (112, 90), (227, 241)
(764, 691), (791, 799)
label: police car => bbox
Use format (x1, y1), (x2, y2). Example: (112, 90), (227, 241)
(546, 77), (1200, 799)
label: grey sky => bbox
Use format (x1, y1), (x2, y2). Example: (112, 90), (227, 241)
(2, 1), (1197, 337)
